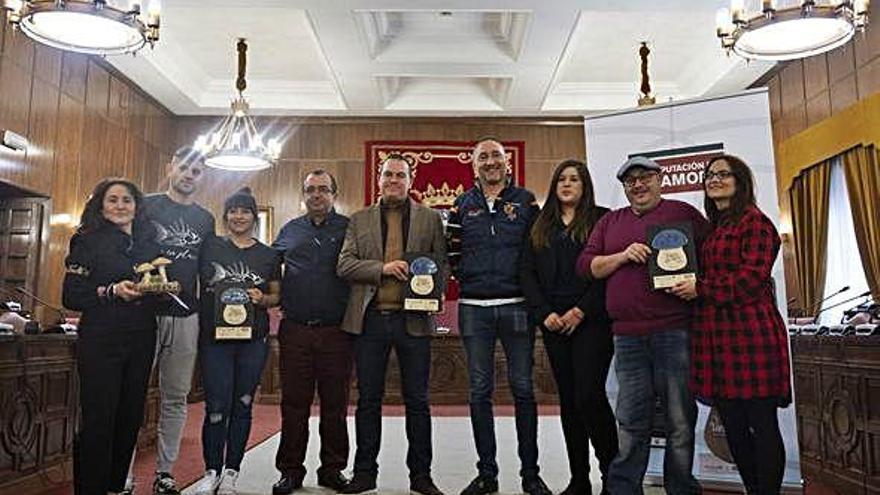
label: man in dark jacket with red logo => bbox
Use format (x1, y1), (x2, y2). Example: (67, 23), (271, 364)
(446, 137), (549, 495)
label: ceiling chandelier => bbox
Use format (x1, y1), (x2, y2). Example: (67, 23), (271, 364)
(3, 0), (160, 56)
(716, 0), (871, 61)
(194, 39), (281, 172)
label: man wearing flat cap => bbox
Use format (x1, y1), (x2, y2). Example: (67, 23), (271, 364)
(576, 156), (708, 495)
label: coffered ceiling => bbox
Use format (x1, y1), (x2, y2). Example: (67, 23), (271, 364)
(107, 0), (775, 116)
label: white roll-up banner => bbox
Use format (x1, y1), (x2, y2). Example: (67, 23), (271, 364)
(584, 88), (800, 490)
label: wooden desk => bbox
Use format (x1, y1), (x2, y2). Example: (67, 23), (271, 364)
(792, 335), (880, 494)
(257, 332), (559, 405)
(0, 334), (77, 494)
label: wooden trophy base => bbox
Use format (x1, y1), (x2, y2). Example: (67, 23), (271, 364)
(136, 281), (181, 294)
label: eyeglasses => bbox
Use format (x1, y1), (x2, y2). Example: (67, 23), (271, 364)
(622, 172), (659, 188)
(304, 185), (334, 195)
(704, 170), (734, 182)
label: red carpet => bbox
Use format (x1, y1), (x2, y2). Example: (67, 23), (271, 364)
(38, 403), (281, 495)
(130, 403), (282, 494)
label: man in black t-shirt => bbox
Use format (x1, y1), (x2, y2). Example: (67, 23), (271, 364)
(137, 146), (215, 495)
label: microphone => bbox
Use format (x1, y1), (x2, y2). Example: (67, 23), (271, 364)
(815, 290), (873, 321)
(808, 286), (850, 315)
(15, 286), (67, 327)
(0, 285), (30, 315)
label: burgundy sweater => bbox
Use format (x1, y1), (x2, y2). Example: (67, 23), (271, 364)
(576, 199), (709, 336)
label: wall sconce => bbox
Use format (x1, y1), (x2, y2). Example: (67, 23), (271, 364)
(1, 130), (28, 152)
(50, 213), (77, 227)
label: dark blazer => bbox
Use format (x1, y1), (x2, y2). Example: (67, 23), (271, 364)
(337, 200), (449, 336)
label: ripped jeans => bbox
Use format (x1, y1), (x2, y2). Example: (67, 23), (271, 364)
(199, 335), (269, 471)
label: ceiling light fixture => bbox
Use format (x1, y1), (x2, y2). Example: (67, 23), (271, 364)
(716, 0), (870, 61)
(194, 39), (281, 172)
(3, 0), (160, 56)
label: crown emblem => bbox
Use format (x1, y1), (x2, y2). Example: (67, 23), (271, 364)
(419, 182), (464, 208)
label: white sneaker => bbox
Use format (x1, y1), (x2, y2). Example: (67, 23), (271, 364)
(194, 469), (220, 495)
(121, 476), (135, 495)
(217, 468), (239, 495)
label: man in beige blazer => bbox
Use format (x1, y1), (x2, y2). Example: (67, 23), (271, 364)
(337, 154), (449, 495)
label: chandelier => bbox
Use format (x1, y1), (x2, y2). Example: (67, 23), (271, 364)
(194, 39), (281, 172)
(716, 0), (870, 61)
(3, 0), (160, 56)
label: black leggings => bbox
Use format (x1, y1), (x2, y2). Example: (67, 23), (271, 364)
(75, 330), (155, 495)
(715, 398), (786, 495)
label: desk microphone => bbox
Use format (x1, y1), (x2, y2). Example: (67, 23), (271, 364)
(15, 286), (69, 330)
(807, 286), (849, 316)
(815, 290), (872, 320)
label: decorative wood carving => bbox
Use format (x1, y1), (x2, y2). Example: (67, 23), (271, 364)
(792, 335), (880, 494)
(0, 335), (77, 494)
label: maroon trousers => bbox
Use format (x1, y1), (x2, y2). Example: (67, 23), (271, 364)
(275, 320), (355, 481)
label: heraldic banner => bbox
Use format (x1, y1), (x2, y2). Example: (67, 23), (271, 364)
(364, 140), (526, 333)
(364, 140), (525, 206)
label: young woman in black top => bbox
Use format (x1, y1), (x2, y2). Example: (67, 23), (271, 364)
(193, 188), (281, 495)
(520, 160), (616, 495)
(63, 178), (160, 495)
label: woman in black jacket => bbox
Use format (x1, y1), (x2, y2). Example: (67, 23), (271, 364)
(520, 160), (616, 495)
(63, 178), (160, 495)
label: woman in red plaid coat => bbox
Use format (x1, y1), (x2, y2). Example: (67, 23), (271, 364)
(669, 154), (790, 495)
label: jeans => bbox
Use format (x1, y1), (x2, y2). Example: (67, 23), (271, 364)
(199, 335), (269, 471)
(353, 310), (432, 480)
(275, 321), (354, 481)
(543, 324), (617, 489)
(609, 330), (701, 495)
(716, 398), (785, 495)
(459, 302), (538, 479)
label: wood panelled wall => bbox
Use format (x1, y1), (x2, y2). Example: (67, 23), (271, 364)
(0, 13), (177, 312)
(765, 0), (880, 143)
(763, 0), (880, 311)
(175, 118), (585, 236)
(12, 4), (876, 314)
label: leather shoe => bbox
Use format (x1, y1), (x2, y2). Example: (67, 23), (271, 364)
(272, 475), (302, 495)
(338, 474), (377, 494)
(318, 471), (349, 491)
(522, 476), (552, 495)
(459, 475), (498, 495)
(411, 476), (444, 495)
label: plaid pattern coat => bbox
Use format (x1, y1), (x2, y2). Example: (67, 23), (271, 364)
(692, 206), (791, 405)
